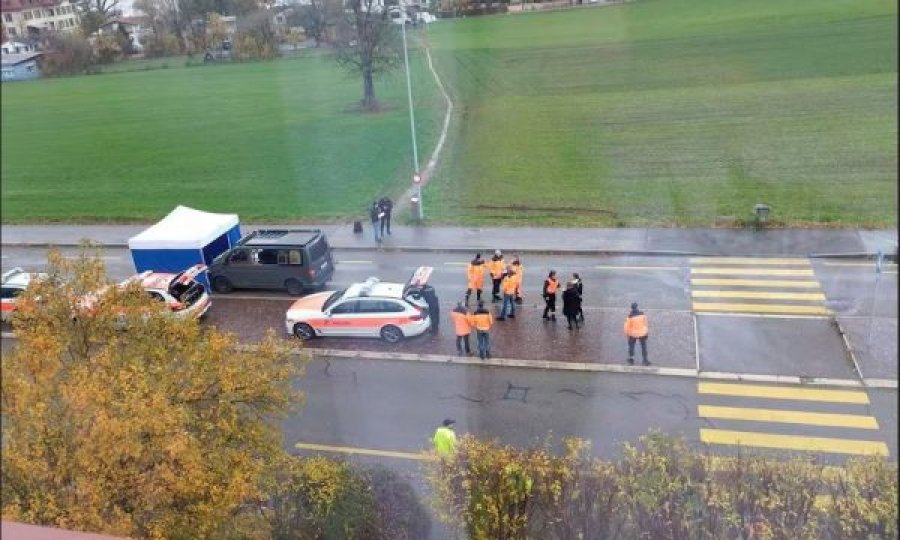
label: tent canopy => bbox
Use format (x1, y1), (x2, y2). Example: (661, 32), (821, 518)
(128, 206), (240, 250)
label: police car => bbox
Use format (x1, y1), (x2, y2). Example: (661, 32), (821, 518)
(1, 267), (47, 323)
(120, 264), (211, 319)
(285, 267), (433, 343)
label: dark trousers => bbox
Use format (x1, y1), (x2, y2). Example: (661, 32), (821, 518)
(465, 288), (482, 303)
(380, 213), (392, 235)
(543, 294), (556, 318)
(477, 331), (490, 358)
(566, 313), (579, 329)
(491, 278), (502, 300)
(456, 334), (470, 354)
(628, 336), (648, 362)
(430, 312), (439, 333)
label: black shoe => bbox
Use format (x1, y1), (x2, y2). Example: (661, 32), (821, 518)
(642, 360), (651, 366)
(627, 358), (634, 365)
(508, 314), (515, 319)
(480, 355), (485, 360)
(550, 315), (556, 321)
(568, 325), (573, 330)
(542, 315), (550, 320)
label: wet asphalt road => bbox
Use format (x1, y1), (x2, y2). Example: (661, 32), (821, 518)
(2, 246), (897, 378)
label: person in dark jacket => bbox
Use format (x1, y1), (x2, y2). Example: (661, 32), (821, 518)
(572, 272), (584, 322)
(562, 281), (582, 330)
(422, 284), (440, 334)
(369, 201), (382, 243)
(378, 196), (393, 236)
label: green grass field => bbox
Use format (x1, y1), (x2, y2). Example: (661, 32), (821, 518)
(1, 0), (897, 226)
(0, 51), (442, 222)
(424, 0), (898, 226)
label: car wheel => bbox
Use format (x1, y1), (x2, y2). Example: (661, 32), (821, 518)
(293, 322), (316, 340)
(380, 324), (403, 343)
(213, 276), (233, 294)
(285, 279), (304, 296)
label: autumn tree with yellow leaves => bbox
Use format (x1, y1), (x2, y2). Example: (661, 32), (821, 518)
(1, 247), (305, 538)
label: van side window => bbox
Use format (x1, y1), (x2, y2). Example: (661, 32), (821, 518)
(256, 248), (279, 265)
(229, 249), (250, 264)
(278, 249), (303, 265)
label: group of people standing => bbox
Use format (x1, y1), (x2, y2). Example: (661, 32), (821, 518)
(368, 196), (393, 243)
(451, 251), (650, 365)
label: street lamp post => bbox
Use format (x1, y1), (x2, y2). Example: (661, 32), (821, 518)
(400, 18), (423, 221)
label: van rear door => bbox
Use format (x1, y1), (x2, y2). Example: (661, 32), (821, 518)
(305, 235), (334, 285)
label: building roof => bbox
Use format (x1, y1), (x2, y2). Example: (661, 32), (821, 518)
(0, 0), (62, 13)
(0, 51), (42, 65)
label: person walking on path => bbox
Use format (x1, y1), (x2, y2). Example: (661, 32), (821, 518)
(572, 272), (585, 322)
(378, 196), (393, 236)
(470, 301), (493, 359)
(497, 268), (518, 321)
(432, 418), (457, 459)
(624, 302), (650, 366)
(542, 270), (559, 321)
(510, 256), (524, 304)
(465, 253), (486, 305)
(369, 201), (383, 243)
(488, 250), (505, 302)
(562, 280), (582, 330)
(450, 302), (473, 355)
(422, 284), (440, 334)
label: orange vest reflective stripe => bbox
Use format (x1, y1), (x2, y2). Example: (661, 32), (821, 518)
(487, 259), (505, 279)
(471, 311), (492, 331)
(624, 314), (648, 337)
(545, 278), (559, 294)
(450, 311), (471, 336)
(467, 263), (486, 288)
(502, 274), (518, 295)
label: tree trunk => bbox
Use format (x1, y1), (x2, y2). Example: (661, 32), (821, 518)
(362, 66), (375, 109)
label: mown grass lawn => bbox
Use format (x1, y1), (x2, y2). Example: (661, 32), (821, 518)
(424, 0), (898, 227)
(1, 49), (442, 223)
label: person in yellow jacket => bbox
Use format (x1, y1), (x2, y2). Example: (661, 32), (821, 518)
(470, 300), (493, 359)
(432, 418), (457, 458)
(450, 302), (472, 355)
(487, 250), (505, 302)
(542, 270), (559, 321)
(624, 302), (650, 366)
(465, 253), (486, 305)
(497, 269), (518, 321)
(510, 256), (524, 304)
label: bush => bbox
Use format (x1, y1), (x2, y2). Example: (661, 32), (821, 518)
(142, 32), (182, 58)
(39, 32), (95, 77)
(361, 464), (431, 540)
(94, 32), (123, 64)
(233, 10), (278, 60)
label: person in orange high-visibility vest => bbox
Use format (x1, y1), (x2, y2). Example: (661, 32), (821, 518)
(542, 270), (559, 321)
(497, 269), (518, 321)
(487, 250), (505, 302)
(450, 301), (472, 355)
(469, 301), (493, 359)
(465, 253), (486, 305)
(510, 256), (524, 304)
(624, 302), (650, 366)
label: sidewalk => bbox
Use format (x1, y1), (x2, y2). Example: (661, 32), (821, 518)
(1, 223), (897, 257)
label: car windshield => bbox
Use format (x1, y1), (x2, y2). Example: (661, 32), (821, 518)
(322, 289), (346, 312)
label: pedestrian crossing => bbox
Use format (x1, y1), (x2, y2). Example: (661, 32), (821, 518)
(690, 257), (832, 317)
(698, 382), (889, 457)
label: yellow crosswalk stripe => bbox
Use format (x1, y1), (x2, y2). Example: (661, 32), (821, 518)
(698, 382), (870, 404)
(691, 290), (826, 301)
(700, 429), (889, 456)
(692, 257), (810, 266)
(698, 405), (879, 429)
(693, 302), (832, 315)
(691, 268), (815, 276)
(691, 278), (821, 288)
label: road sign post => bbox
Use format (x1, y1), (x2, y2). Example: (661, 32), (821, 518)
(866, 249), (883, 354)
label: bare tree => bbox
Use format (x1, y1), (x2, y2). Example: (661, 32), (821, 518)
(77, 0), (120, 35)
(335, 0), (402, 111)
(286, 0), (339, 47)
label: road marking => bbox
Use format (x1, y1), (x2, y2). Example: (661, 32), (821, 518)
(691, 268), (815, 276)
(691, 278), (821, 288)
(693, 302), (832, 315)
(698, 382), (869, 404)
(336, 260), (373, 265)
(295, 442), (435, 461)
(594, 265), (682, 271)
(699, 429), (888, 456)
(823, 262), (898, 267)
(698, 405), (878, 429)
(692, 257), (810, 265)
(443, 262), (468, 266)
(213, 294), (296, 301)
(691, 290), (826, 301)
(696, 312), (830, 320)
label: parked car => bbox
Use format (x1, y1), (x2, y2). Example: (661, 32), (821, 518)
(208, 229), (335, 295)
(416, 11), (437, 24)
(389, 7), (413, 25)
(285, 267), (434, 343)
(121, 264), (211, 319)
(1, 267), (47, 322)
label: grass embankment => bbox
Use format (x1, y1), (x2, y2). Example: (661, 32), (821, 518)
(0, 50), (442, 223)
(424, 0), (898, 226)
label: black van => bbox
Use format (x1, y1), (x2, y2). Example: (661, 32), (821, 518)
(208, 229), (334, 295)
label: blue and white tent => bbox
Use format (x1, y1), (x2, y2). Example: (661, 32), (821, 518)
(128, 206), (241, 288)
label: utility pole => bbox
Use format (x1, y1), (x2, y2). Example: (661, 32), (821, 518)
(400, 18), (423, 221)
